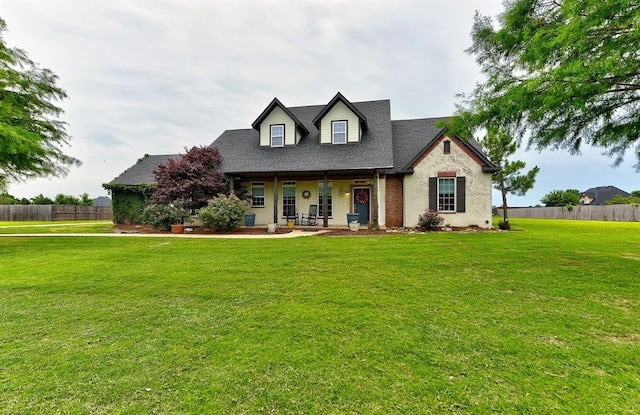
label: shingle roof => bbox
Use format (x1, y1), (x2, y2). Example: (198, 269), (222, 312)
(107, 96), (498, 186)
(212, 99), (393, 174)
(107, 154), (179, 186)
(390, 117), (499, 173)
(581, 186), (630, 205)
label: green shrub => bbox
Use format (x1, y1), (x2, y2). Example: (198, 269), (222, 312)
(198, 194), (250, 232)
(141, 200), (189, 230)
(417, 210), (444, 230)
(104, 184), (153, 224)
(499, 220), (511, 230)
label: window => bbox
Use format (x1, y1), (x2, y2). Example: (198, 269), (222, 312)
(318, 182), (333, 217)
(443, 141), (451, 154)
(251, 182), (265, 207)
(429, 176), (465, 213)
(438, 178), (456, 212)
(282, 182), (296, 217)
(332, 120), (347, 144)
(271, 124), (284, 147)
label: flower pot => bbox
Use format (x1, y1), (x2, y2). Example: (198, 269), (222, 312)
(349, 222), (360, 232)
(287, 220), (295, 229)
(244, 212), (256, 227)
(267, 223), (277, 233)
(171, 224), (184, 234)
(346, 213), (359, 224)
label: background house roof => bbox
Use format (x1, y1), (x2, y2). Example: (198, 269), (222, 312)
(92, 196), (112, 207)
(212, 99), (393, 174)
(107, 154), (179, 186)
(581, 186), (630, 205)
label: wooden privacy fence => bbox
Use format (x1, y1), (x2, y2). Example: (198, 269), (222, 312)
(0, 205), (113, 221)
(497, 204), (639, 222)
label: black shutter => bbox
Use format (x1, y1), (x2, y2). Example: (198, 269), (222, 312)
(428, 177), (437, 211)
(456, 177), (466, 212)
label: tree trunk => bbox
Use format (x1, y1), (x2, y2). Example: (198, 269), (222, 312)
(500, 180), (508, 223)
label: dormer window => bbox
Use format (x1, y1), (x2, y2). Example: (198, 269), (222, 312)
(270, 124), (284, 147)
(332, 120), (347, 144)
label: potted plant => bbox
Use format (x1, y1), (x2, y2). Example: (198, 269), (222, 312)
(244, 212), (256, 227)
(346, 212), (359, 224)
(349, 220), (360, 232)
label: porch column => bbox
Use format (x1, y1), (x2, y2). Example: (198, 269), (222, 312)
(372, 169), (379, 225)
(273, 173), (278, 224)
(323, 172), (329, 227)
(229, 176), (235, 194)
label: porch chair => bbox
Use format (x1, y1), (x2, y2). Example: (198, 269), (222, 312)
(301, 205), (318, 226)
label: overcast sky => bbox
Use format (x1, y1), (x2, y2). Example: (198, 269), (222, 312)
(2, 0), (638, 206)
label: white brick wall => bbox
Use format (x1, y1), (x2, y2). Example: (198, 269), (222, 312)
(404, 137), (493, 229)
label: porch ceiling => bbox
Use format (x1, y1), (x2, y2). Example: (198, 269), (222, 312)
(227, 168), (388, 180)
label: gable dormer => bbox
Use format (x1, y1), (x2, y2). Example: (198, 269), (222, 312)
(313, 92), (368, 145)
(252, 98), (309, 147)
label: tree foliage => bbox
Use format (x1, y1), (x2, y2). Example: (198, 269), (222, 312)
(53, 192), (92, 206)
(481, 128), (540, 223)
(153, 146), (225, 210)
(541, 189), (581, 207)
(607, 194), (640, 205)
(0, 17), (80, 190)
(0, 191), (27, 205)
(31, 193), (54, 205)
(459, 0), (640, 167)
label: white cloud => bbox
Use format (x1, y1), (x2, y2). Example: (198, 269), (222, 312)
(2, 0), (637, 203)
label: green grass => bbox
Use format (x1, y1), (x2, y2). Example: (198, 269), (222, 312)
(0, 221), (113, 234)
(0, 219), (638, 413)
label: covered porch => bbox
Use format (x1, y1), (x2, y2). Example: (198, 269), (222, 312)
(229, 169), (387, 228)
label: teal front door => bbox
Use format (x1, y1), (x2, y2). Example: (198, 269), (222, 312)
(353, 188), (370, 224)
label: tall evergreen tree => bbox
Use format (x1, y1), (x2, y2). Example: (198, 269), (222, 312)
(481, 128), (540, 227)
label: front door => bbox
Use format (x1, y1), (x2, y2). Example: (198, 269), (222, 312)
(353, 187), (370, 224)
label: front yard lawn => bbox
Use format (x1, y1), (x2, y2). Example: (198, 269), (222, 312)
(0, 219), (638, 413)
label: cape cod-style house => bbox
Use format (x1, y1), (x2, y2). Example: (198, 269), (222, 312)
(106, 92), (499, 229)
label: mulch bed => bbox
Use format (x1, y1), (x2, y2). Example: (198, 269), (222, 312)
(112, 224), (390, 236)
(111, 224), (488, 236)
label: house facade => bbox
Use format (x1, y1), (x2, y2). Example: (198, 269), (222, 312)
(106, 92), (499, 228)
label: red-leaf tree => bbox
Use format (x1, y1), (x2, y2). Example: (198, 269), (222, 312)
(153, 146), (225, 210)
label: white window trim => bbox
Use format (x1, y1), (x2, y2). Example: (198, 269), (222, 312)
(318, 181), (333, 218)
(270, 124), (284, 147)
(437, 177), (456, 212)
(251, 182), (265, 208)
(331, 120), (347, 144)
(282, 181), (297, 218)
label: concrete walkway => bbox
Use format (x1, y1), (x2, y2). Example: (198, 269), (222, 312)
(0, 229), (328, 239)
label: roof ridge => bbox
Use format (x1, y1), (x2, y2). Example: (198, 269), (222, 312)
(392, 116), (452, 122)
(288, 99), (390, 110)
